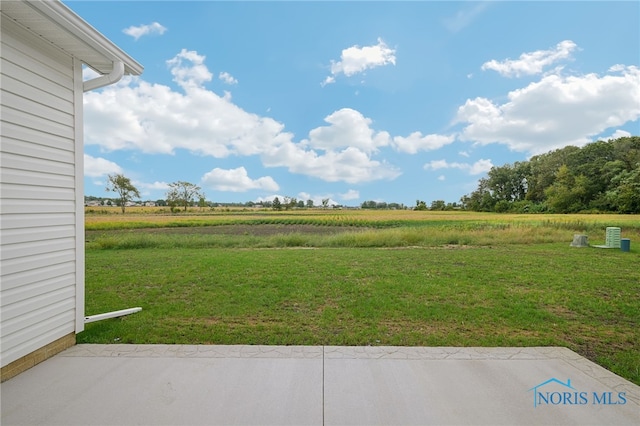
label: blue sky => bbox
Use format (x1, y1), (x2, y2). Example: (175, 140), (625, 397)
(72, 1), (640, 207)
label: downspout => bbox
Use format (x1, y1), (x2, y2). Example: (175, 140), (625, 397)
(85, 307), (142, 324)
(83, 60), (125, 92)
(81, 59), (142, 324)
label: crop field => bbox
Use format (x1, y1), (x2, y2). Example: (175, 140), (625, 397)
(82, 208), (640, 385)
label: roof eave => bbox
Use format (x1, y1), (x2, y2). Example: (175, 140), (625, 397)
(24, 0), (143, 76)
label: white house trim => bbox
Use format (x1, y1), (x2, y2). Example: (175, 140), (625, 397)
(73, 56), (85, 333)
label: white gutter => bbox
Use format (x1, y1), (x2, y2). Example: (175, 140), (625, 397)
(83, 60), (125, 92)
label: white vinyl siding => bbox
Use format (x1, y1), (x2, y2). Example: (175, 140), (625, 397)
(1, 15), (80, 367)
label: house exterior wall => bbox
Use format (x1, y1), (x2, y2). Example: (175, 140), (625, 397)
(1, 14), (84, 368)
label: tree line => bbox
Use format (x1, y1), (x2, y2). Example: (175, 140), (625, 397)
(269, 196), (333, 210)
(461, 136), (640, 213)
(358, 200), (461, 210)
(102, 175), (339, 213)
(106, 175), (205, 213)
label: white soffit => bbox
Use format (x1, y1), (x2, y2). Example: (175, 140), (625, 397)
(0, 0), (143, 76)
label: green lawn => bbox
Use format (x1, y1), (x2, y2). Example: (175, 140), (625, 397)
(81, 240), (639, 385)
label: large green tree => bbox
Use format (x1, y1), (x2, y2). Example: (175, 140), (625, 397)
(461, 177), (496, 212)
(462, 136), (640, 213)
(526, 146), (579, 204)
(544, 165), (588, 213)
(605, 164), (640, 213)
(106, 174), (140, 214)
(486, 163), (528, 203)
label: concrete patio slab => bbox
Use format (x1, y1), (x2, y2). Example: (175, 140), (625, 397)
(1, 345), (638, 425)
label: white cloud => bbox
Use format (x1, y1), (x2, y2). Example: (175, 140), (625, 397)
(424, 159), (464, 171)
(424, 159), (493, 175)
(135, 181), (169, 191)
(84, 49), (285, 158)
(604, 129), (632, 140)
(84, 154), (122, 177)
(84, 49), (449, 186)
(458, 151), (470, 158)
(302, 108), (455, 154)
(321, 76), (335, 87)
(133, 180), (169, 197)
(469, 159), (494, 174)
(455, 65), (640, 154)
(123, 22), (167, 40)
(297, 192), (312, 201)
(255, 108), (401, 184)
(481, 40), (577, 77)
(437, 175), (446, 181)
(340, 189), (360, 200)
(201, 167), (279, 192)
(323, 38), (396, 85)
(392, 132), (455, 154)
(261, 143), (401, 184)
(304, 108), (390, 154)
(219, 71), (238, 85)
(167, 49), (213, 88)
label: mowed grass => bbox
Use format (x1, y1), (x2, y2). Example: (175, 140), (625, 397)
(81, 211), (640, 385)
